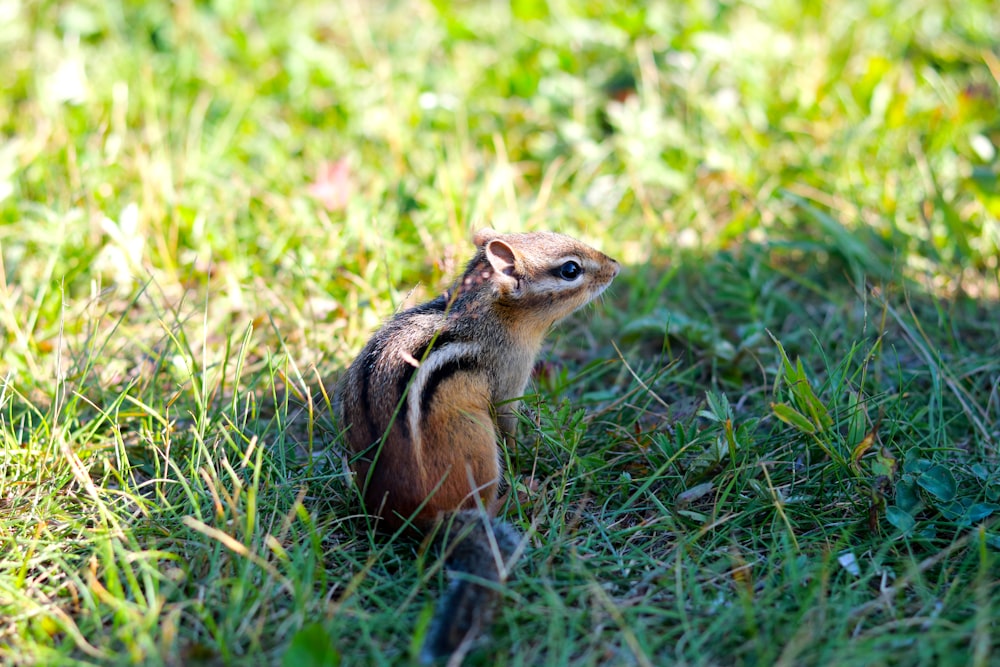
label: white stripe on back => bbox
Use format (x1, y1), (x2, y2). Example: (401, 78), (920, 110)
(403, 341), (483, 454)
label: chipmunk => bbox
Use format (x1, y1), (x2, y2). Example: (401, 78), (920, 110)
(335, 229), (619, 661)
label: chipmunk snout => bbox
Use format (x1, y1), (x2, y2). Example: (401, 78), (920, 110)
(602, 256), (621, 281)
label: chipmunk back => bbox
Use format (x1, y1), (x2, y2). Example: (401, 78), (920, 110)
(335, 228), (619, 659)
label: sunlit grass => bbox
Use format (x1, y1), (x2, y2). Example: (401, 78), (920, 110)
(1, 0), (998, 665)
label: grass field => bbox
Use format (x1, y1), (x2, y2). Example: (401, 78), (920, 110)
(2, 0), (999, 665)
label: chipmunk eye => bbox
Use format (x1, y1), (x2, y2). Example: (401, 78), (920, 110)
(557, 261), (583, 281)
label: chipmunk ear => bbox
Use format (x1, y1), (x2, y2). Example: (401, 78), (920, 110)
(473, 228), (501, 247)
(484, 239), (521, 287)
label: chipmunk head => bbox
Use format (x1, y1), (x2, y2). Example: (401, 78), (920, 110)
(470, 229), (620, 331)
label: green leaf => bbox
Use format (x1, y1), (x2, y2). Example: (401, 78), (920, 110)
(677, 509), (709, 523)
(871, 447), (898, 479)
(938, 499), (968, 521)
(767, 331), (798, 385)
(771, 402), (815, 434)
(971, 463), (990, 480)
(791, 359), (831, 432)
(965, 503), (998, 523)
(895, 479), (921, 513)
(766, 332), (830, 432)
(916, 465), (958, 502)
(283, 624), (340, 667)
(903, 456), (932, 475)
(885, 506), (916, 533)
(704, 390), (732, 422)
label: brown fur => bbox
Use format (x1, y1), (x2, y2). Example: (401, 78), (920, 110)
(335, 229), (618, 658)
(336, 229), (618, 531)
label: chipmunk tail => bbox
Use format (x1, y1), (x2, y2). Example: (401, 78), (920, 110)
(419, 511), (520, 664)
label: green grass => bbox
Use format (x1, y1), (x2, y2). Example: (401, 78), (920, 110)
(2, 0), (999, 665)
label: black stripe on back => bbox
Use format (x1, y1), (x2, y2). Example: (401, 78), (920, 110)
(417, 294), (450, 312)
(357, 346), (381, 445)
(419, 354), (481, 425)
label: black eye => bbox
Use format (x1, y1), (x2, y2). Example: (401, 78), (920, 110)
(557, 261), (583, 281)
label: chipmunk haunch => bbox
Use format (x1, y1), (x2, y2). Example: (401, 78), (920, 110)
(335, 229), (618, 660)
(336, 229), (619, 531)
